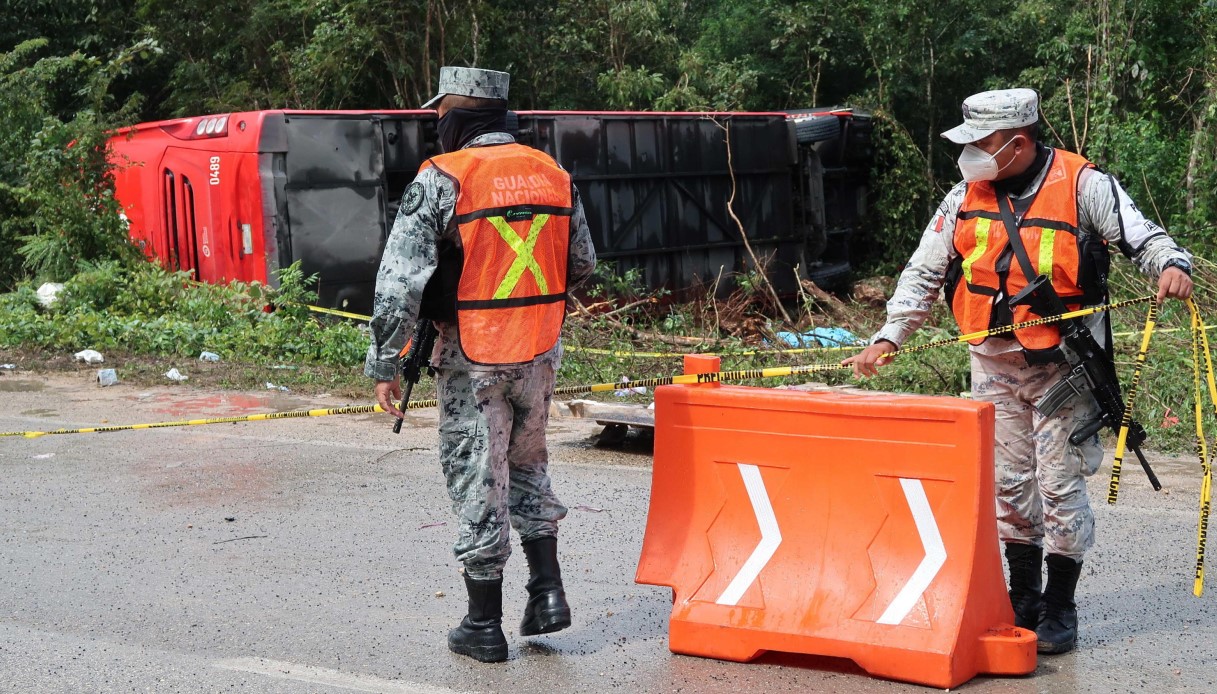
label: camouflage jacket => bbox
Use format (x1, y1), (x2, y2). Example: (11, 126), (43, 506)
(364, 132), (597, 381)
(873, 152), (1190, 353)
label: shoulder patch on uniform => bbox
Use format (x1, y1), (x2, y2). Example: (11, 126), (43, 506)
(402, 182), (424, 216)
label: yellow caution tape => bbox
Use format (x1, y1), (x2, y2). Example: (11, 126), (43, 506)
(3, 296), (1149, 439)
(0, 400), (437, 439)
(300, 303), (865, 358)
(304, 304), (373, 321)
(570, 342), (866, 359)
(882, 296), (1153, 360)
(1187, 297), (1214, 596)
(1107, 299), (1158, 504)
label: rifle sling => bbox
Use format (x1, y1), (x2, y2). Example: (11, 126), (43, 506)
(995, 192), (1040, 283)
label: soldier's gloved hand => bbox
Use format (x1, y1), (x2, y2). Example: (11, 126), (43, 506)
(375, 377), (403, 419)
(841, 340), (898, 378)
(1156, 267), (1193, 303)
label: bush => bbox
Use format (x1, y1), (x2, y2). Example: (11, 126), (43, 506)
(0, 38), (155, 290)
(0, 261), (367, 368)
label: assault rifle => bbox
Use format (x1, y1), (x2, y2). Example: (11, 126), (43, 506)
(392, 320), (438, 434)
(1010, 275), (1161, 490)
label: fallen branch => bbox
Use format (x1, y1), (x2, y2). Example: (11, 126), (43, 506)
(570, 296), (715, 347)
(213, 535), (269, 545)
(586, 296), (659, 320)
(710, 117), (795, 326)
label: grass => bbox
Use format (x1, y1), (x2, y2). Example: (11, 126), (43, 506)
(3, 257), (1216, 457)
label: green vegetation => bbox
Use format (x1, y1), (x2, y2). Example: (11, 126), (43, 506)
(1, 252), (1215, 455)
(2, 0), (1216, 287)
(0, 262), (369, 391)
(2, 0), (1216, 455)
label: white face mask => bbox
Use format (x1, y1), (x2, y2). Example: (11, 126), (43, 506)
(957, 137), (1018, 182)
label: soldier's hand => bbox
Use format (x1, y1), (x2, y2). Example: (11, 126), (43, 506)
(841, 340), (898, 378)
(375, 377), (403, 419)
(1156, 267), (1193, 303)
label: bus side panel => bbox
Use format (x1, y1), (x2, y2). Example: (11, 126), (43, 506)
(519, 113), (800, 297)
(228, 150), (269, 286)
(271, 115), (388, 309)
(109, 140), (165, 263)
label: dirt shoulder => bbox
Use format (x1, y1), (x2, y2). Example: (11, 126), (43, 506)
(0, 346), (372, 399)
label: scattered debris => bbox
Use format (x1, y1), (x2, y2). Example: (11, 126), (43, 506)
(36, 282), (64, 308)
(224, 517), (236, 522)
(419, 521), (447, 530)
(74, 349), (104, 364)
(614, 377), (647, 397)
(567, 400), (655, 428)
(572, 504), (607, 513)
(0, 364), (15, 370)
(212, 535), (267, 545)
(96, 369), (119, 387)
(773, 326), (862, 348)
(33, 453), (54, 460)
(1161, 407), (1180, 428)
(164, 368), (188, 382)
(199, 351), (221, 362)
(850, 277), (894, 307)
(265, 382), (289, 392)
(434, 591), (445, 598)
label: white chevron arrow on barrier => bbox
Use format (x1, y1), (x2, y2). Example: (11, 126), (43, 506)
(877, 478), (947, 625)
(716, 463), (783, 606)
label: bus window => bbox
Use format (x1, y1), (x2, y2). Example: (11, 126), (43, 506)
(162, 169), (178, 271)
(181, 176), (199, 275)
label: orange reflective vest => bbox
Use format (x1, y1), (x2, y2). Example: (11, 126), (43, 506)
(422, 143), (573, 366)
(948, 149), (1101, 354)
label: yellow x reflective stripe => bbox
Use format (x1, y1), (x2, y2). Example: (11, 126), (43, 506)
(488, 214), (550, 299)
(1037, 227), (1056, 279)
(962, 217), (991, 284)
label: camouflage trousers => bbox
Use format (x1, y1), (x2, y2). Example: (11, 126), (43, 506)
(970, 351), (1105, 559)
(435, 362), (567, 581)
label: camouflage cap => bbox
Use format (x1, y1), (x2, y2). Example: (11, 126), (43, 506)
(421, 66), (510, 109)
(941, 88), (1039, 144)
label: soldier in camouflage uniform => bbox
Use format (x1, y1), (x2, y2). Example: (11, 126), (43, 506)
(844, 89), (1192, 654)
(366, 66), (596, 663)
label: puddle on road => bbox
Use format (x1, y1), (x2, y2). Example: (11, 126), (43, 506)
(138, 391), (311, 418)
(0, 380), (46, 393)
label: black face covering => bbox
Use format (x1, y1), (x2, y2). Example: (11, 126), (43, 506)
(436, 106), (509, 153)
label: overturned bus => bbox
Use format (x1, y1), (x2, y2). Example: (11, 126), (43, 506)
(107, 108), (872, 314)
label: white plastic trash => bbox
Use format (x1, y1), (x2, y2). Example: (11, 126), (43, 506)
(97, 369), (118, 387)
(613, 377), (647, 397)
(36, 282), (64, 308)
(265, 382), (289, 392)
(74, 349), (104, 364)
(199, 351), (221, 362)
(164, 368), (189, 382)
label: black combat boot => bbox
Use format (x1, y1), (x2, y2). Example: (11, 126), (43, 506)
(1037, 553), (1083, 654)
(1004, 542), (1043, 630)
(520, 536), (571, 636)
(448, 574), (508, 662)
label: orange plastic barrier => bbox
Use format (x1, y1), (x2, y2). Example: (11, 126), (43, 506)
(635, 355), (1036, 688)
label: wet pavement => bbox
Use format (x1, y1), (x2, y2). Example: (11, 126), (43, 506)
(0, 372), (1214, 693)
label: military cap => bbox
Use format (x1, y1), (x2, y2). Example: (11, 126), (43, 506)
(941, 88), (1039, 144)
(421, 66), (510, 109)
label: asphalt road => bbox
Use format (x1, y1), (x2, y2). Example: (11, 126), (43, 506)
(0, 372), (1214, 693)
